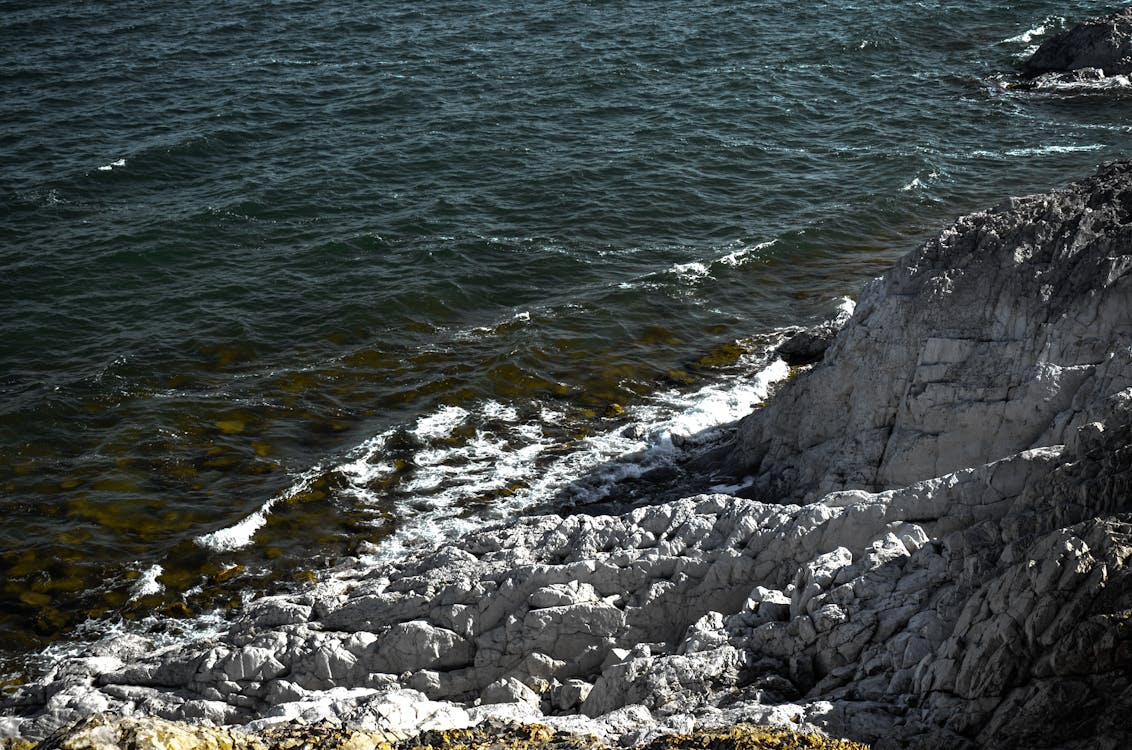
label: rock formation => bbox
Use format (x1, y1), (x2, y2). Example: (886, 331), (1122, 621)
(1016, 8), (1132, 89)
(3, 164), (1132, 749)
(728, 158), (1132, 502)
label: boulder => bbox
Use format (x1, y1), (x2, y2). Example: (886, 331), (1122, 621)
(1021, 8), (1132, 77)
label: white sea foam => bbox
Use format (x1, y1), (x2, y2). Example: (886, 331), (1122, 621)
(1003, 23), (1050, 45)
(194, 339), (794, 563)
(194, 466), (323, 552)
(481, 399), (520, 422)
(973, 143), (1105, 159)
(1002, 17), (1062, 58)
(719, 240), (775, 267)
(97, 158), (126, 172)
(670, 261), (710, 283)
(128, 564), (164, 600)
(653, 358), (790, 448)
(195, 500), (279, 552)
(331, 352), (793, 569)
(413, 404), (469, 440)
(1031, 74), (1132, 92)
(337, 432), (394, 487)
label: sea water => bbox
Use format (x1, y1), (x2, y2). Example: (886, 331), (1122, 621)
(1, 0), (1130, 674)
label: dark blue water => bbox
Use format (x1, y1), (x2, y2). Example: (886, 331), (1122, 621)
(2, 0), (1130, 661)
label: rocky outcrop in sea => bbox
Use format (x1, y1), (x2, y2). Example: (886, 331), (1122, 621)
(3, 162), (1132, 749)
(1014, 7), (1132, 90)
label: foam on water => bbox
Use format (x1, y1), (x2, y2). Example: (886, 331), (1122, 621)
(340, 351), (793, 569)
(634, 242), (778, 292)
(1003, 21), (1055, 46)
(719, 240), (776, 267)
(412, 405), (470, 441)
(195, 466), (325, 552)
(127, 564), (164, 601)
(670, 261), (711, 283)
(1030, 75), (1132, 92)
(973, 143), (1107, 159)
(191, 339), (794, 568)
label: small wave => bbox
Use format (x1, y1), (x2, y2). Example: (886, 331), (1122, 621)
(466, 310), (533, 338)
(413, 404), (469, 440)
(718, 240), (775, 267)
(1002, 22), (1052, 46)
(192, 342), (799, 569)
(902, 168), (941, 192)
(1026, 74), (1132, 93)
(194, 467), (324, 552)
(972, 144), (1105, 159)
(127, 564), (164, 600)
(97, 158), (126, 172)
(649, 358), (790, 449)
(195, 500), (279, 552)
(670, 261), (710, 283)
(336, 350), (792, 567)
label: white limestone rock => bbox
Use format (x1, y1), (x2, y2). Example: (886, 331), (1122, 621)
(729, 161), (1132, 503)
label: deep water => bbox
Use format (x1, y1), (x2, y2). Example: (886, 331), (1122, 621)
(1, 0), (1130, 670)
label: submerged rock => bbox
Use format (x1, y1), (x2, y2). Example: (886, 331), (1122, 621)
(3, 167), (1132, 749)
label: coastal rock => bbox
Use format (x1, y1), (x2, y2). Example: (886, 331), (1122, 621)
(1021, 8), (1132, 77)
(776, 324), (839, 366)
(728, 160), (1132, 503)
(3, 165), (1132, 749)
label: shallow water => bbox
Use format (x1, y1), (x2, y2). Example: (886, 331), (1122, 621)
(1, 0), (1130, 668)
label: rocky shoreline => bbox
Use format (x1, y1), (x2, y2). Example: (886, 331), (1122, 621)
(5, 15), (1132, 748)
(4, 159), (1132, 749)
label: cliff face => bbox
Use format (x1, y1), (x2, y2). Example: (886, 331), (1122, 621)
(729, 160), (1132, 502)
(4, 166), (1132, 750)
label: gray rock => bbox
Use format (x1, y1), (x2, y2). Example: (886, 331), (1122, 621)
(1021, 8), (1132, 77)
(777, 324), (839, 366)
(729, 160), (1132, 503)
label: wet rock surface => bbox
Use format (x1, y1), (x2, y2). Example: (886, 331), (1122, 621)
(1022, 7), (1132, 77)
(1015, 8), (1132, 90)
(3, 166), (1132, 749)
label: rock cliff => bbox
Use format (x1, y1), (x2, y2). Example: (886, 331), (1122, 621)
(728, 159), (1132, 502)
(3, 164), (1132, 749)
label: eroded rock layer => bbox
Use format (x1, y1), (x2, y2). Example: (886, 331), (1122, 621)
(3, 165), (1132, 749)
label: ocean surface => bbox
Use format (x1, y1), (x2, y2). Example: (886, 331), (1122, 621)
(2, 0), (1130, 677)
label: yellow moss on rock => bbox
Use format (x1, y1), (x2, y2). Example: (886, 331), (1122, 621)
(20, 717), (868, 750)
(640, 724), (869, 750)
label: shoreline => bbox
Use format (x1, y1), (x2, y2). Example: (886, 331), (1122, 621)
(4, 161), (1132, 749)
